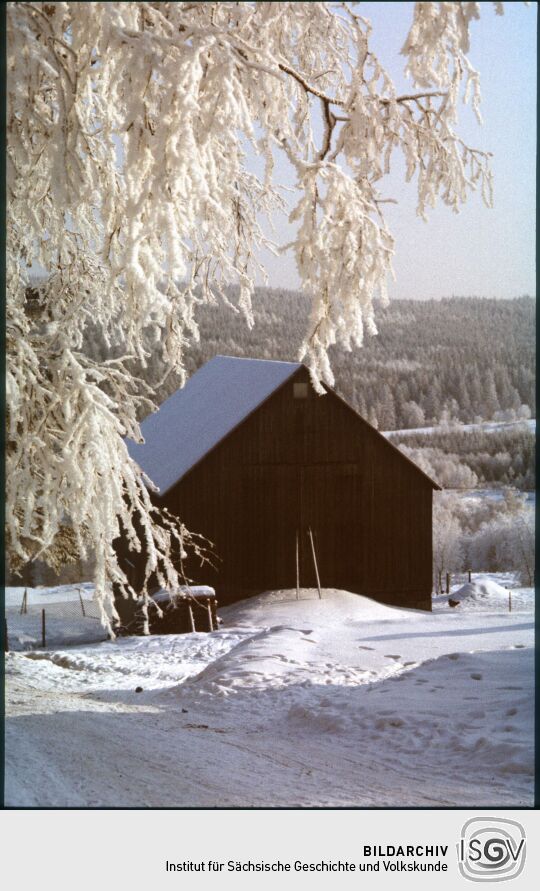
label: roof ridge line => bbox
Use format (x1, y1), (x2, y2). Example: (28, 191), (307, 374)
(213, 354), (302, 366)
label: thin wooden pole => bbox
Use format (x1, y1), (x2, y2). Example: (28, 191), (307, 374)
(468, 569), (472, 583)
(20, 588), (27, 615)
(308, 527), (322, 600)
(446, 572), (450, 595)
(41, 608), (46, 648)
(295, 529), (300, 600)
(206, 601), (214, 632)
(187, 603), (196, 633)
(79, 589), (86, 617)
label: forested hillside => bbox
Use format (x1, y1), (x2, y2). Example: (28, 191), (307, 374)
(179, 291), (534, 432)
(390, 425), (535, 491)
(60, 278), (534, 433)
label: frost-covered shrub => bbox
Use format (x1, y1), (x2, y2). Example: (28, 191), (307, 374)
(398, 445), (479, 489)
(467, 497), (535, 585)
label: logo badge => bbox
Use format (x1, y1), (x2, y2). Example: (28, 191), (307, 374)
(458, 817), (526, 882)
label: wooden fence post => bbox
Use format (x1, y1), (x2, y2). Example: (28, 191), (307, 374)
(41, 608), (46, 648)
(20, 588), (28, 615)
(206, 601), (214, 632)
(187, 602), (196, 633)
(308, 527), (322, 600)
(468, 569), (472, 583)
(79, 589), (86, 617)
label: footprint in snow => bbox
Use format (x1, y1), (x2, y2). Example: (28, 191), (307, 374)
(381, 717), (405, 729)
(506, 707), (518, 716)
(470, 673), (483, 680)
(384, 654), (401, 661)
(359, 645), (375, 651)
(512, 644), (526, 649)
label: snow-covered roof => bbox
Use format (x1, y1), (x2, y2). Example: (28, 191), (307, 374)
(127, 356), (301, 494)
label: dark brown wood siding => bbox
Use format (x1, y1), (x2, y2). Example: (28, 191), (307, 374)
(154, 366), (435, 610)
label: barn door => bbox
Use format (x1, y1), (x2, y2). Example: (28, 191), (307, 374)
(299, 464), (363, 592)
(237, 463), (363, 594)
(239, 464), (299, 591)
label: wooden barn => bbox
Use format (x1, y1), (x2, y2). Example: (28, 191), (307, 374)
(121, 355), (440, 612)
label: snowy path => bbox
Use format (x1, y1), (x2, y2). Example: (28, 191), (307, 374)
(5, 583), (534, 808)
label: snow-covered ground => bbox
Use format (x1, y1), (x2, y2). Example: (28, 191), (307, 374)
(5, 583), (109, 651)
(454, 488), (535, 508)
(383, 418), (536, 437)
(4, 575), (534, 808)
(5, 583), (96, 607)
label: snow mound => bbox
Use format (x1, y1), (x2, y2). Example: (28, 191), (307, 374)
(222, 588), (413, 630)
(182, 590), (420, 696)
(183, 627), (323, 694)
(451, 579), (512, 607)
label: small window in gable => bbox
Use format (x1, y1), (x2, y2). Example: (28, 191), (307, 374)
(293, 382), (309, 399)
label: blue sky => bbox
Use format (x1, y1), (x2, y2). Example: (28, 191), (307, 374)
(258, 2), (536, 299)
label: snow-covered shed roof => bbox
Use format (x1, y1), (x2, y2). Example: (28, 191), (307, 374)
(127, 356), (301, 494)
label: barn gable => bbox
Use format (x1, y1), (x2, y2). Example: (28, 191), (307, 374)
(128, 355), (439, 494)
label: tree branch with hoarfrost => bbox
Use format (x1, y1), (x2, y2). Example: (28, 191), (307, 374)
(7, 2), (510, 624)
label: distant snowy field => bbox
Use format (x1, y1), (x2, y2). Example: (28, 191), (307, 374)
(5, 572), (534, 808)
(383, 418), (536, 438)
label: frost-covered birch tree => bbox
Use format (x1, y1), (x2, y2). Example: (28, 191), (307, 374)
(7, 2), (507, 626)
(432, 491), (465, 592)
